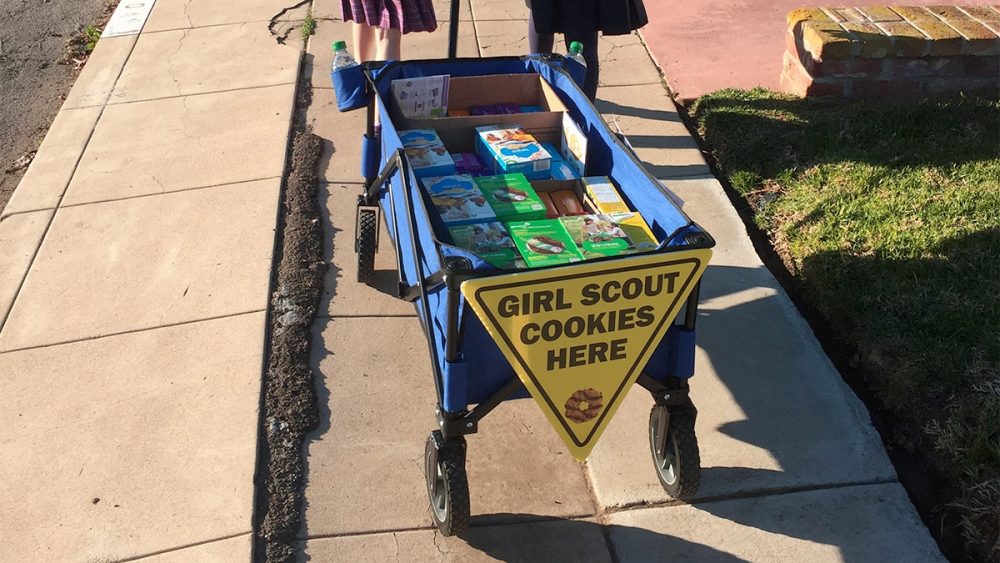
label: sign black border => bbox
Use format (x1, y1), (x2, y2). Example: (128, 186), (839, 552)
(471, 254), (704, 447)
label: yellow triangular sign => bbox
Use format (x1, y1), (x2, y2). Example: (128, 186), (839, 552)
(462, 249), (711, 460)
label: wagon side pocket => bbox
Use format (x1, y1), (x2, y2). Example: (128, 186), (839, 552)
(332, 65), (369, 112)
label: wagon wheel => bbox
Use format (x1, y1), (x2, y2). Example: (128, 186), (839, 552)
(648, 405), (700, 499)
(356, 208), (377, 284)
(424, 431), (470, 536)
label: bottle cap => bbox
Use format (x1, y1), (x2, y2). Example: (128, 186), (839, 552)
(332, 40), (347, 51)
(569, 41), (583, 53)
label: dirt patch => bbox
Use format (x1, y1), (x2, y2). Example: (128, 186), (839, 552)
(255, 129), (326, 563)
(0, 0), (115, 214)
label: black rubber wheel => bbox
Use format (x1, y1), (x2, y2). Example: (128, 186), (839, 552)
(424, 431), (470, 536)
(356, 209), (377, 284)
(648, 405), (701, 499)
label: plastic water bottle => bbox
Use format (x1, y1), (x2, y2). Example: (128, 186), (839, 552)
(332, 40), (358, 70)
(567, 41), (586, 68)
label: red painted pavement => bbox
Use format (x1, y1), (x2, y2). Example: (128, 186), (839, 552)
(637, 0), (991, 101)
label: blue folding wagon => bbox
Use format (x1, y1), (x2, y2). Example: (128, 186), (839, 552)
(334, 51), (715, 536)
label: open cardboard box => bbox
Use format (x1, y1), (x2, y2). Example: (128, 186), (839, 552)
(530, 178), (596, 214)
(391, 74), (566, 150)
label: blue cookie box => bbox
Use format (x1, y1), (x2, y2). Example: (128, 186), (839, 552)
(475, 135), (552, 181)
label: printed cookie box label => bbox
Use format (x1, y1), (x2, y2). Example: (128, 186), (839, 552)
(448, 222), (525, 269)
(400, 129), (455, 177)
(560, 215), (638, 259)
(561, 114), (587, 175)
(475, 125), (552, 179)
(391, 75), (450, 119)
(609, 213), (658, 252)
(475, 173), (547, 222)
(583, 176), (630, 214)
(423, 175), (497, 227)
(507, 219), (584, 268)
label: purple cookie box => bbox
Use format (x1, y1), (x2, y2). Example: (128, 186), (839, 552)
(468, 103), (522, 116)
(451, 153), (490, 176)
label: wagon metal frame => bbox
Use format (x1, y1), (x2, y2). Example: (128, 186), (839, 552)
(337, 53), (715, 535)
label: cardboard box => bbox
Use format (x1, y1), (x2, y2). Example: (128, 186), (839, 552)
(423, 174), (497, 226)
(391, 74), (566, 151)
(583, 176), (630, 214)
(537, 192), (559, 218)
(609, 212), (659, 251)
(448, 222), (525, 269)
(560, 214), (638, 259)
(530, 178), (595, 215)
(399, 129), (455, 178)
(550, 190), (586, 216)
(475, 125), (553, 180)
(475, 173), (548, 221)
(507, 219), (584, 268)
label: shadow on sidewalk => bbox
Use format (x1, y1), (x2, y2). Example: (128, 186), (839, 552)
(458, 513), (744, 562)
(592, 95), (708, 179)
(594, 98), (685, 124)
(685, 263), (895, 560)
(671, 239), (994, 559)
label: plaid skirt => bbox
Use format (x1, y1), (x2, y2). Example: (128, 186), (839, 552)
(342, 0), (437, 33)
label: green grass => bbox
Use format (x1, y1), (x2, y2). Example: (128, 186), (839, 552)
(691, 89), (1000, 558)
(301, 13), (316, 42)
(62, 23), (103, 63)
(83, 25), (101, 54)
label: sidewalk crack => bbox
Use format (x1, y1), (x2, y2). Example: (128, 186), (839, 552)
(165, 27), (191, 96)
(431, 530), (449, 556)
(183, 0), (194, 29)
(268, 0), (310, 44)
(510, 409), (561, 456)
(116, 531), (252, 562)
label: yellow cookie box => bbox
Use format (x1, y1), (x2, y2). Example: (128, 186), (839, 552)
(609, 212), (659, 251)
(583, 176), (631, 214)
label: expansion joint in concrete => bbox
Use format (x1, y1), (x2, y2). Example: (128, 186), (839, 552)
(117, 532), (253, 562)
(0, 309), (265, 355)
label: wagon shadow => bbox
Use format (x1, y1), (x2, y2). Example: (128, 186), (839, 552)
(460, 513), (744, 562)
(681, 259), (959, 560)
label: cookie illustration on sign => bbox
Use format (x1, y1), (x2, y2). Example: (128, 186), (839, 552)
(564, 388), (604, 423)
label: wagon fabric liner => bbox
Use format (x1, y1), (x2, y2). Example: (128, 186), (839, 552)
(353, 56), (709, 412)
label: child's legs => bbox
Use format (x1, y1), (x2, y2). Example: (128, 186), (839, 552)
(528, 15), (554, 54)
(353, 23), (377, 62)
(376, 27), (402, 60)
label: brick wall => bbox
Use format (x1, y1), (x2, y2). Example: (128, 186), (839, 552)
(781, 6), (1000, 97)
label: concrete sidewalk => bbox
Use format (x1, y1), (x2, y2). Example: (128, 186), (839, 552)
(0, 0), (307, 560)
(300, 2), (944, 562)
